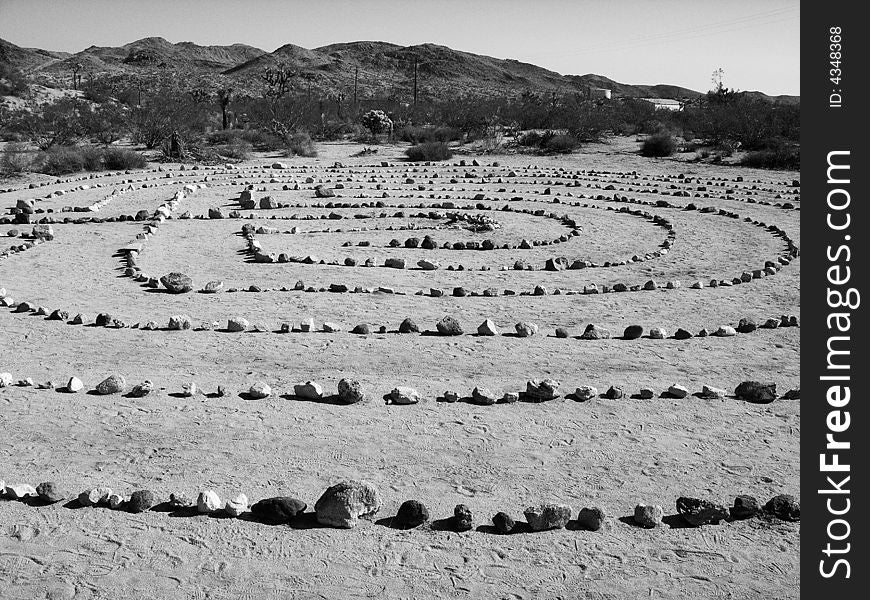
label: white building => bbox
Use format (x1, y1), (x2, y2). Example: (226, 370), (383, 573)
(639, 98), (684, 111)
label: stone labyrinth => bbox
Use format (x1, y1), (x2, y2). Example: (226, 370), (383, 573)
(0, 152), (801, 597)
(3, 158), (799, 344)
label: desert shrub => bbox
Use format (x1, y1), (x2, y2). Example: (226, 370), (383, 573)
(361, 110), (393, 139)
(405, 141), (452, 161)
(741, 140), (799, 170)
(640, 133), (676, 157)
(541, 133), (578, 154)
(284, 132), (317, 157)
(0, 63), (28, 97)
(81, 146), (104, 171)
(216, 139), (253, 160)
(34, 146), (86, 175)
(518, 131), (544, 147)
(0, 142), (33, 176)
(102, 147), (147, 170)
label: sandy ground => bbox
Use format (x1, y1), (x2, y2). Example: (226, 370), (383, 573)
(0, 137), (799, 599)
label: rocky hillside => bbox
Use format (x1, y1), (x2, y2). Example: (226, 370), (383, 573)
(1, 36), (794, 102)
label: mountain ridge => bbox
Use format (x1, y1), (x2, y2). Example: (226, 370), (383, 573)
(0, 36), (799, 103)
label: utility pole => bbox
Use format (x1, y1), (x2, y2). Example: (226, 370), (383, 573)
(413, 56), (418, 106)
(353, 66), (359, 107)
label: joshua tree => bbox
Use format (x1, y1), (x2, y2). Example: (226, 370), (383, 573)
(218, 87), (234, 129)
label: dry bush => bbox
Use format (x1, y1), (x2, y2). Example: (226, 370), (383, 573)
(405, 142), (452, 161)
(283, 132), (317, 158)
(640, 133), (676, 157)
(102, 147), (147, 170)
(0, 142), (33, 176)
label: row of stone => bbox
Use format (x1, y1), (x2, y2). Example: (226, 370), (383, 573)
(0, 371), (798, 407)
(0, 477), (800, 532)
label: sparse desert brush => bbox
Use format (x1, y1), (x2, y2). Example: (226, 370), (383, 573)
(361, 110), (393, 140)
(405, 141), (452, 161)
(34, 146), (86, 175)
(0, 142), (33, 176)
(102, 147), (147, 170)
(640, 133), (676, 157)
(217, 139), (253, 160)
(283, 132), (317, 157)
(81, 146), (104, 171)
(540, 133), (578, 154)
(741, 143), (800, 170)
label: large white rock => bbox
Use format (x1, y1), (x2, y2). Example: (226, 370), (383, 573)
(197, 490), (221, 513)
(314, 480), (382, 528)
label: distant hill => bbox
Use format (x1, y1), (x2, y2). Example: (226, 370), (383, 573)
(0, 36), (796, 103)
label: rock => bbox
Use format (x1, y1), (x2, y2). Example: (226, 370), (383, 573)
(453, 504), (473, 532)
(524, 379), (560, 402)
(314, 185), (335, 198)
(202, 280), (223, 293)
(700, 385), (726, 399)
(251, 497), (307, 523)
(6, 483), (38, 499)
(736, 318), (757, 333)
(643, 280), (657, 291)
(384, 257), (405, 269)
(604, 385), (624, 399)
(623, 325), (643, 340)
(524, 503), (572, 531)
(471, 387), (498, 405)
(300, 318), (315, 332)
(160, 272), (193, 294)
(436, 316), (463, 335)
(337, 378), (367, 404)
(477, 319), (499, 336)
(182, 382), (198, 397)
(577, 507), (607, 531)
(248, 382), (271, 399)
(350, 323), (371, 335)
(545, 257), (569, 271)
(492, 511), (516, 534)
(573, 385), (598, 401)
(227, 317), (249, 332)
(764, 494), (800, 521)
(394, 500), (429, 528)
(398, 318), (419, 333)
(555, 327), (569, 338)
(667, 384), (689, 399)
(633, 504), (663, 528)
(128, 490), (156, 513)
(224, 493), (249, 517)
(639, 387), (655, 399)
(78, 487), (112, 507)
(35, 481), (65, 503)
(580, 324), (611, 340)
(515, 322), (538, 337)
(648, 327), (666, 339)
(294, 381), (324, 399)
(676, 497), (729, 526)
(129, 380), (154, 398)
(95, 374), (126, 395)
(730, 495), (760, 520)
(169, 493), (192, 508)
(95, 313), (113, 327)
(674, 328), (693, 340)
(714, 325), (737, 337)
(322, 322), (340, 333)
(501, 392), (519, 403)
(66, 376), (84, 393)
(168, 314), (192, 330)
(260, 196), (278, 209)
(197, 490), (222, 513)
(109, 494), (126, 509)
(417, 259), (440, 270)
(783, 388), (800, 399)
(208, 207), (224, 219)
(314, 480), (382, 528)
(386, 387), (420, 405)
(734, 381), (777, 403)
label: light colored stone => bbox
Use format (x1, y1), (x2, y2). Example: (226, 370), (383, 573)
(197, 490), (221, 513)
(573, 385), (598, 401)
(248, 382), (271, 399)
(294, 381), (323, 399)
(524, 503), (572, 531)
(477, 319), (499, 336)
(386, 387), (420, 405)
(314, 480), (382, 528)
(182, 382), (198, 397)
(225, 493), (249, 517)
(668, 384), (689, 399)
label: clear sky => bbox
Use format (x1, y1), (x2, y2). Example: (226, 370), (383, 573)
(0, 0), (800, 95)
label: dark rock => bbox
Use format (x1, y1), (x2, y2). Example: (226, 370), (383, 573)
(350, 324), (371, 335)
(36, 481), (65, 503)
(160, 272), (193, 294)
(251, 497), (307, 523)
(623, 325), (643, 340)
(394, 500), (429, 529)
(128, 490), (156, 513)
(554, 327), (569, 338)
(337, 379), (368, 404)
(764, 494), (800, 521)
(492, 511), (516, 534)
(730, 495), (759, 520)
(676, 497), (729, 526)
(604, 386), (624, 399)
(674, 328), (693, 340)
(736, 318), (757, 333)
(577, 506), (606, 531)
(436, 316), (463, 335)
(453, 504), (473, 532)
(398, 317), (419, 333)
(735, 381), (777, 403)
